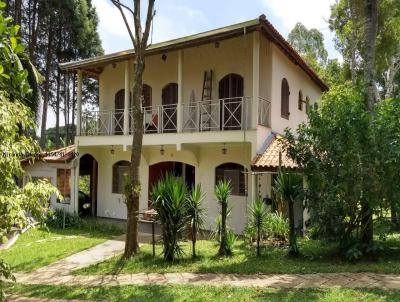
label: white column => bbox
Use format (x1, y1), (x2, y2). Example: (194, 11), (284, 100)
(73, 153), (80, 214)
(252, 31), (260, 129)
(177, 50), (183, 132)
(76, 70), (83, 136)
(123, 61), (130, 135)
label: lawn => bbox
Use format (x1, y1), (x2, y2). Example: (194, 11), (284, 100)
(0, 224), (122, 272)
(6, 283), (400, 302)
(77, 234), (400, 275)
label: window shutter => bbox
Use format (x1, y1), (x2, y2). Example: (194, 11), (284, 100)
(112, 164), (119, 193)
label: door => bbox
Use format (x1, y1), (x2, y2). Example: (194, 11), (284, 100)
(114, 89), (125, 135)
(218, 74), (244, 130)
(162, 83), (178, 133)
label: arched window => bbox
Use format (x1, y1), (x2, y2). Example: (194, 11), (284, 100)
(112, 160), (130, 194)
(281, 78), (290, 119)
(142, 84), (152, 107)
(219, 73), (244, 130)
(298, 90), (303, 111)
(215, 163), (247, 196)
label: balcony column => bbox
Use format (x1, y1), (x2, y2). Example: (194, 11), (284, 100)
(123, 60), (130, 135)
(252, 31), (260, 129)
(76, 70), (83, 136)
(177, 50), (183, 132)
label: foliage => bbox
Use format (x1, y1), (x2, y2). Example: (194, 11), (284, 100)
(288, 22), (328, 68)
(187, 185), (206, 258)
(0, 259), (14, 302)
(273, 170), (303, 256)
(151, 174), (189, 262)
(284, 85), (400, 259)
(226, 230), (237, 253)
(248, 198), (268, 256)
(215, 180), (233, 256)
(265, 212), (289, 241)
(78, 175), (90, 196)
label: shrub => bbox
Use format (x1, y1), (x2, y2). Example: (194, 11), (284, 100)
(248, 198), (268, 256)
(265, 212), (289, 241)
(187, 185), (206, 258)
(215, 180), (232, 256)
(226, 229), (237, 255)
(152, 174), (189, 262)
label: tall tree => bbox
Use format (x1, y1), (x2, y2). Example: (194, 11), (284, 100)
(111, 0), (155, 258)
(288, 22), (328, 70)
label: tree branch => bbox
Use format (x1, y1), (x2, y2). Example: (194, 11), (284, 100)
(141, 0), (155, 49)
(133, 0), (142, 49)
(110, 0), (135, 45)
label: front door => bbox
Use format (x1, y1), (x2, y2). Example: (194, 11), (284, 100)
(218, 74), (244, 130)
(114, 89), (125, 135)
(161, 83), (178, 133)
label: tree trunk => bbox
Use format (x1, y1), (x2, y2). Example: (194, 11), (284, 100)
(40, 17), (54, 148)
(288, 199), (298, 256)
(192, 223), (197, 258)
(218, 201), (228, 256)
(124, 57), (145, 258)
(71, 74), (76, 140)
(257, 222), (260, 256)
(360, 0), (378, 246)
(55, 68), (60, 148)
(14, 0), (21, 28)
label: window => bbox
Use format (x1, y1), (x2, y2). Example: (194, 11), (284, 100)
(298, 90), (303, 110)
(281, 78), (290, 119)
(57, 169), (71, 203)
(112, 161), (130, 194)
(215, 163), (247, 196)
(306, 96), (311, 114)
(142, 84), (152, 107)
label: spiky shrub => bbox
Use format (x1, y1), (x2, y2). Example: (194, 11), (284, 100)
(248, 198), (268, 256)
(215, 180), (232, 256)
(187, 184), (206, 258)
(151, 174), (189, 262)
(273, 170), (303, 256)
(226, 229), (237, 253)
(265, 212), (289, 242)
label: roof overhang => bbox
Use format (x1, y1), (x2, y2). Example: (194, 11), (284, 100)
(60, 15), (328, 91)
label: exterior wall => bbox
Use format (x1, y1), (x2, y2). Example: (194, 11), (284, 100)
(23, 161), (76, 213)
(269, 44), (322, 135)
(79, 144), (253, 233)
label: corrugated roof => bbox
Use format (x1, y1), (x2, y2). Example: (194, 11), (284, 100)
(252, 134), (297, 171)
(59, 15), (328, 91)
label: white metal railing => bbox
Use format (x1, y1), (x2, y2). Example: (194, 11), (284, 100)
(258, 97), (271, 127)
(80, 97), (253, 136)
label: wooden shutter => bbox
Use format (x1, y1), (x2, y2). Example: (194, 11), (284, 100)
(298, 90), (303, 110)
(281, 78), (290, 118)
(142, 84), (152, 107)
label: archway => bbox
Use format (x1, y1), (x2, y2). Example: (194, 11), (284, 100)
(148, 161), (195, 207)
(79, 154), (98, 217)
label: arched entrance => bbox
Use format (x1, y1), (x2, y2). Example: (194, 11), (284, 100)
(218, 73), (244, 130)
(161, 83), (178, 133)
(148, 161), (195, 207)
(79, 154), (98, 217)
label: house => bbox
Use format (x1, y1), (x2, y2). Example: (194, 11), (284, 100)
(59, 15), (327, 233)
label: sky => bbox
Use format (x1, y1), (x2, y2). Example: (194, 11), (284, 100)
(46, 0), (340, 129)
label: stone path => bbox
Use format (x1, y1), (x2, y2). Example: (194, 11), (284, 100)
(6, 294), (106, 302)
(14, 271), (400, 289)
(11, 234), (400, 290)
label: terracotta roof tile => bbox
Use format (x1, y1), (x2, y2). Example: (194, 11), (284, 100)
(252, 134), (297, 170)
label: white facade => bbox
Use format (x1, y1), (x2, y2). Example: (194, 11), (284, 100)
(63, 20), (325, 233)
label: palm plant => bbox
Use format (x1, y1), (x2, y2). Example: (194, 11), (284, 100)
(187, 184), (206, 258)
(151, 173), (189, 262)
(249, 198), (268, 256)
(273, 170), (303, 256)
(215, 180), (232, 256)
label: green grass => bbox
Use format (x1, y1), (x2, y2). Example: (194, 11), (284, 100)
(0, 225), (122, 272)
(76, 234), (400, 275)
(6, 283), (400, 302)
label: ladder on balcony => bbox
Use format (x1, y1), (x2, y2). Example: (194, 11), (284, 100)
(201, 70), (213, 130)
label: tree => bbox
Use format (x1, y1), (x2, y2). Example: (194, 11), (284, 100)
(273, 170), (303, 256)
(215, 180), (232, 256)
(248, 198), (268, 256)
(0, 3), (58, 297)
(187, 185), (206, 258)
(288, 22), (328, 70)
(111, 0), (155, 258)
(283, 85), (385, 259)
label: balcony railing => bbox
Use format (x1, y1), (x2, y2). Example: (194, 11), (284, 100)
(80, 96), (270, 136)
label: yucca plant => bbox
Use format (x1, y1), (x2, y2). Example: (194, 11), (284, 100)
(187, 184), (206, 258)
(249, 198), (268, 256)
(273, 170), (303, 256)
(151, 173), (189, 262)
(226, 229), (237, 252)
(215, 180), (232, 256)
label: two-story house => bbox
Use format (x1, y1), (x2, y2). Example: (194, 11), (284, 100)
(58, 15), (327, 233)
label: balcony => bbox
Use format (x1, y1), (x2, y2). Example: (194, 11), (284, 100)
(80, 97), (270, 136)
